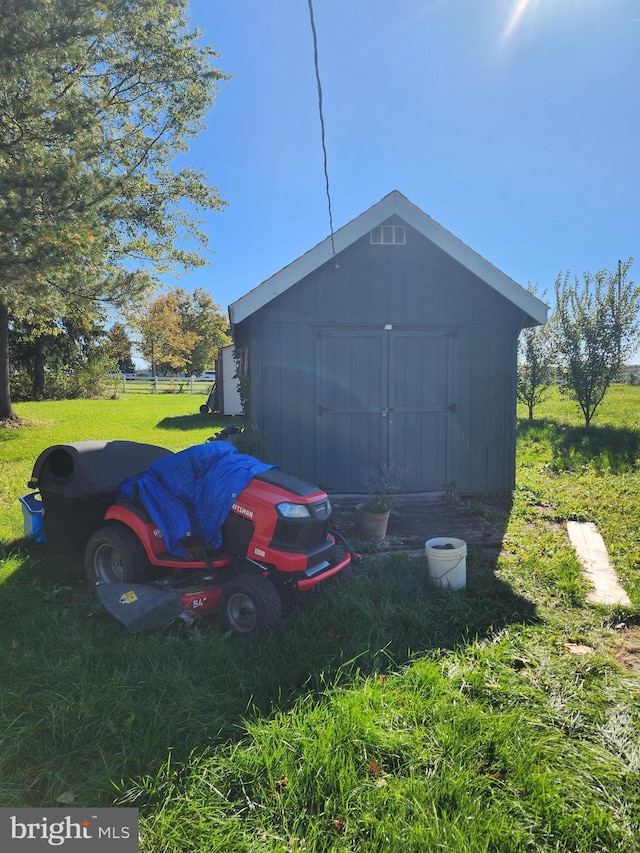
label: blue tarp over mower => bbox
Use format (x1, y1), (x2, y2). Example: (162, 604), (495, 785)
(28, 440), (358, 635)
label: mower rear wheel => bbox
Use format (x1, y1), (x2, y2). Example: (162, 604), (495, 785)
(85, 523), (155, 585)
(199, 404), (210, 414)
(219, 572), (283, 635)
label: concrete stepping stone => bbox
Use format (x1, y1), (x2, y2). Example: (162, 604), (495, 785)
(566, 521), (631, 607)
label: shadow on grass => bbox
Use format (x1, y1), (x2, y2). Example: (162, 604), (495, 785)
(0, 528), (539, 807)
(518, 417), (640, 473)
(155, 413), (232, 432)
(283, 548), (539, 695)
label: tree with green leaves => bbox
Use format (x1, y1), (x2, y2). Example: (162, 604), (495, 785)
(175, 286), (230, 375)
(128, 291), (196, 376)
(517, 287), (554, 420)
(553, 259), (640, 427)
(9, 306), (104, 399)
(0, 0), (227, 420)
(128, 286), (229, 376)
(106, 322), (135, 374)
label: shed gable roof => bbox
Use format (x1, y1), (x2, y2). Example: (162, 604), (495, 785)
(229, 190), (547, 327)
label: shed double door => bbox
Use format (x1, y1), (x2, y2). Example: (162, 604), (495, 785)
(316, 328), (455, 492)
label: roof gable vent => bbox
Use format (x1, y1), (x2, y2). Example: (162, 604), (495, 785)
(370, 224), (406, 245)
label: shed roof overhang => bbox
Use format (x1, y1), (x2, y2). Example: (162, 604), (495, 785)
(229, 190), (548, 329)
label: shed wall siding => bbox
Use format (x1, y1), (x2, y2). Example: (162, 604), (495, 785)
(245, 221), (522, 493)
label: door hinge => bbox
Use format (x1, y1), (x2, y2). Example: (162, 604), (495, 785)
(445, 403), (457, 414)
(317, 403), (334, 415)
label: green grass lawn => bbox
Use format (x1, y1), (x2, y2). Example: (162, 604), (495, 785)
(1, 388), (640, 851)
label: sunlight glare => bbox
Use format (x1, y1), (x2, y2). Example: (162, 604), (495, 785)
(498, 0), (598, 52)
(501, 0), (537, 46)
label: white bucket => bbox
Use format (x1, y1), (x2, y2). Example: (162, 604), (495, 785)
(425, 537), (466, 589)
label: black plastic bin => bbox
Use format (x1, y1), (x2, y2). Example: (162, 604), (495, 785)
(28, 441), (172, 554)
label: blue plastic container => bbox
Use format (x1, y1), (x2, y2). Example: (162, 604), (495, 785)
(19, 492), (45, 542)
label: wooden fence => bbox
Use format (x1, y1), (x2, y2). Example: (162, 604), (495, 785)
(109, 375), (213, 395)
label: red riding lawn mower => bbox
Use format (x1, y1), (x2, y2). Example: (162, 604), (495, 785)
(27, 440), (357, 635)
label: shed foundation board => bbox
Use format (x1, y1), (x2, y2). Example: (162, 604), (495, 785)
(566, 521), (631, 607)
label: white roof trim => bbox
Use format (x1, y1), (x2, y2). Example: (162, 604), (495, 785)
(229, 191), (547, 327)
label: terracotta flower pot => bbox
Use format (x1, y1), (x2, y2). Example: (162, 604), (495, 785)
(356, 504), (390, 544)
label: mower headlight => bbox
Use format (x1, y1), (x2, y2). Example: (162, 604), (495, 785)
(277, 502), (311, 519)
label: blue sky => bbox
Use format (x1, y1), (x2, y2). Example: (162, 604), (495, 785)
(175, 0), (639, 324)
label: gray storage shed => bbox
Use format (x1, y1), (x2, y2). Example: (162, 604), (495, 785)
(229, 191), (547, 495)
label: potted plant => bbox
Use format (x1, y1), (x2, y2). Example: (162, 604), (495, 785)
(356, 463), (403, 544)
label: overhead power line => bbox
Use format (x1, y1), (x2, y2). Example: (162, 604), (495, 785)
(306, 0), (336, 257)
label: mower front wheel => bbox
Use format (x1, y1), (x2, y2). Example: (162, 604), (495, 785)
(85, 523), (155, 585)
(219, 572), (283, 636)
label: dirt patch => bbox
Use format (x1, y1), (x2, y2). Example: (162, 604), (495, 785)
(614, 626), (640, 672)
(0, 416), (54, 430)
